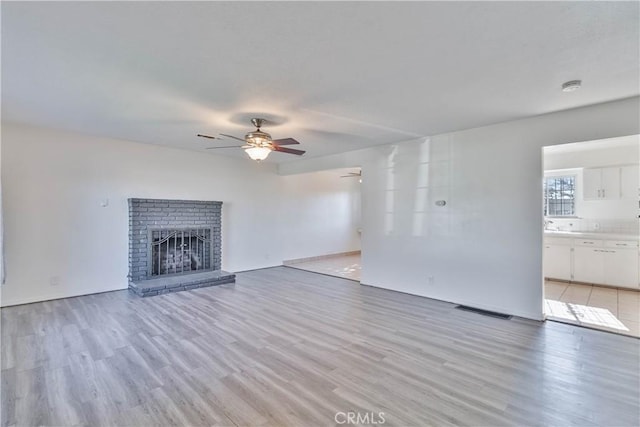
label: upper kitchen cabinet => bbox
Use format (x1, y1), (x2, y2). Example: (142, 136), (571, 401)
(620, 165), (639, 199)
(583, 166), (623, 200)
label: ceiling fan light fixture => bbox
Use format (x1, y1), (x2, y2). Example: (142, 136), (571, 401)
(245, 146), (272, 161)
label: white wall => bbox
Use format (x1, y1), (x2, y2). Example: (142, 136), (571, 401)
(0, 130), (3, 284)
(280, 96), (640, 320)
(0, 123), (286, 306)
(281, 168), (361, 261)
(0, 123), (364, 306)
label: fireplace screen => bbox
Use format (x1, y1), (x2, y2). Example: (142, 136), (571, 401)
(150, 228), (212, 277)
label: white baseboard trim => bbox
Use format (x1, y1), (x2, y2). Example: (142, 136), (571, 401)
(0, 286), (128, 308)
(283, 250), (361, 265)
(360, 281), (545, 322)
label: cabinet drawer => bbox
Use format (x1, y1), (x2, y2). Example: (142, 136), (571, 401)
(604, 240), (639, 249)
(544, 237), (572, 246)
(574, 239), (603, 247)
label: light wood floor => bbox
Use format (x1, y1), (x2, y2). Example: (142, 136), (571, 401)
(287, 253), (640, 338)
(2, 267), (639, 426)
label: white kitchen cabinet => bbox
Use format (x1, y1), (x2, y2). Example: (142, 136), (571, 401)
(604, 248), (639, 288)
(573, 246), (605, 284)
(583, 167), (621, 200)
(620, 165), (639, 199)
(544, 244), (572, 281)
(545, 233), (639, 288)
(601, 168), (621, 199)
(573, 240), (639, 288)
(583, 165), (639, 200)
(583, 168), (602, 200)
(582, 167), (622, 200)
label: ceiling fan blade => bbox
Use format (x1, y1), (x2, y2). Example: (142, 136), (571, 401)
(220, 133), (246, 142)
(273, 146), (305, 156)
(197, 133), (219, 140)
(271, 137), (300, 146)
(205, 146), (243, 150)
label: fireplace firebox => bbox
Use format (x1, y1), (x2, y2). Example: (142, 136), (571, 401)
(150, 228), (212, 277)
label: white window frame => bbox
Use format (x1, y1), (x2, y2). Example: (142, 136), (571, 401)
(543, 170), (579, 218)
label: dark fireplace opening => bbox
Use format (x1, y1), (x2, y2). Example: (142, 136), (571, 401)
(150, 228), (212, 277)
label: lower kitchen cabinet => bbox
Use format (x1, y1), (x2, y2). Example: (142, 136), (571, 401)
(573, 246), (605, 284)
(573, 246), (639, 288)
(604, 248), (639, 288)
(543, 244), (572, 281)
(545, 236), (640, 289)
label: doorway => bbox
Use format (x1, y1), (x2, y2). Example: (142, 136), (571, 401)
(542, 135), (640, 337)
(281, 167), (362, 282)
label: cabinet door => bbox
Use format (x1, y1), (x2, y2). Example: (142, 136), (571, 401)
(620, 165), (639, 200)
(544, 244), (572, 281)
(604, 249), (639, 289)
(573, 246), (605, 284)
(583, 168), (602, 199)
(601, 167), (621, 199)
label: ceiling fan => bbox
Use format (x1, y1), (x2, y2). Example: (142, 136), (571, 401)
(197, 118), (305, 161)
(341, 169), (362, 183)
(340, 170), (362, 178)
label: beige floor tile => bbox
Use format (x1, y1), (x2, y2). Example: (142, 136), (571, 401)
(620, 320), (640, 337)
(585, 301), (618, 317)
(546, 281), (640, 338)
(618, 308), (640, 323)
(618, 290), (640, 302)
(559, 284), (592, 305)
(619, 293), (640, 305)
(589, 286), (618, 299)
(544, 281), (568, 300)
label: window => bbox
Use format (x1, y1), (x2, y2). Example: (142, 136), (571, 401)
(544, 175), (576, 217)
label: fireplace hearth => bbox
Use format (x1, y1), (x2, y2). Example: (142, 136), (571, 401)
(128, 199), (235, 296)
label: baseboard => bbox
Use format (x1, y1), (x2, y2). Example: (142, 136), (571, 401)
(546, 277), (640, 291)
(282, 265), (361, 282)
(0, 286), (128, 308)
(360, 281), (545, 322)
(283, 250), (361, 265)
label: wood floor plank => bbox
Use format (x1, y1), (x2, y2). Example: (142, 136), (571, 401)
(1, 367), (16, 427)
(1, 266), (639, 426)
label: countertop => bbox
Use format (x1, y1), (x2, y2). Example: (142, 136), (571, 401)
(544, 230), (639, 241)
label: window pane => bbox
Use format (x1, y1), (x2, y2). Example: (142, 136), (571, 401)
(544, 175), (575, 216)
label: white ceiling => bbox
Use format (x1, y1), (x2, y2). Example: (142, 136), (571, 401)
(2, 2), (639, 163)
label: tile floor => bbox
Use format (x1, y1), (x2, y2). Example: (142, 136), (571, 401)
(544, 280), (640, 338)
(287, 253), (640, 338)
(284, 253), (362, 281)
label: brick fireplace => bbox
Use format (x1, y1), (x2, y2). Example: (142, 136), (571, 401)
(128, 198), (235, 296)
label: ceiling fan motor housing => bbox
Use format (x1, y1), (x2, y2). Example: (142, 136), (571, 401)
(245, 129), (273, 146)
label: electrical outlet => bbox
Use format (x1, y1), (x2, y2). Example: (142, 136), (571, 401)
(428, 276), (435, 285)
(593, 222), (600, 230)
(49, 276), (60, 286)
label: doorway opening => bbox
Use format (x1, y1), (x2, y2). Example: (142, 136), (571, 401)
(542, 135), (639, 337)
(281, 167), (362, 282)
